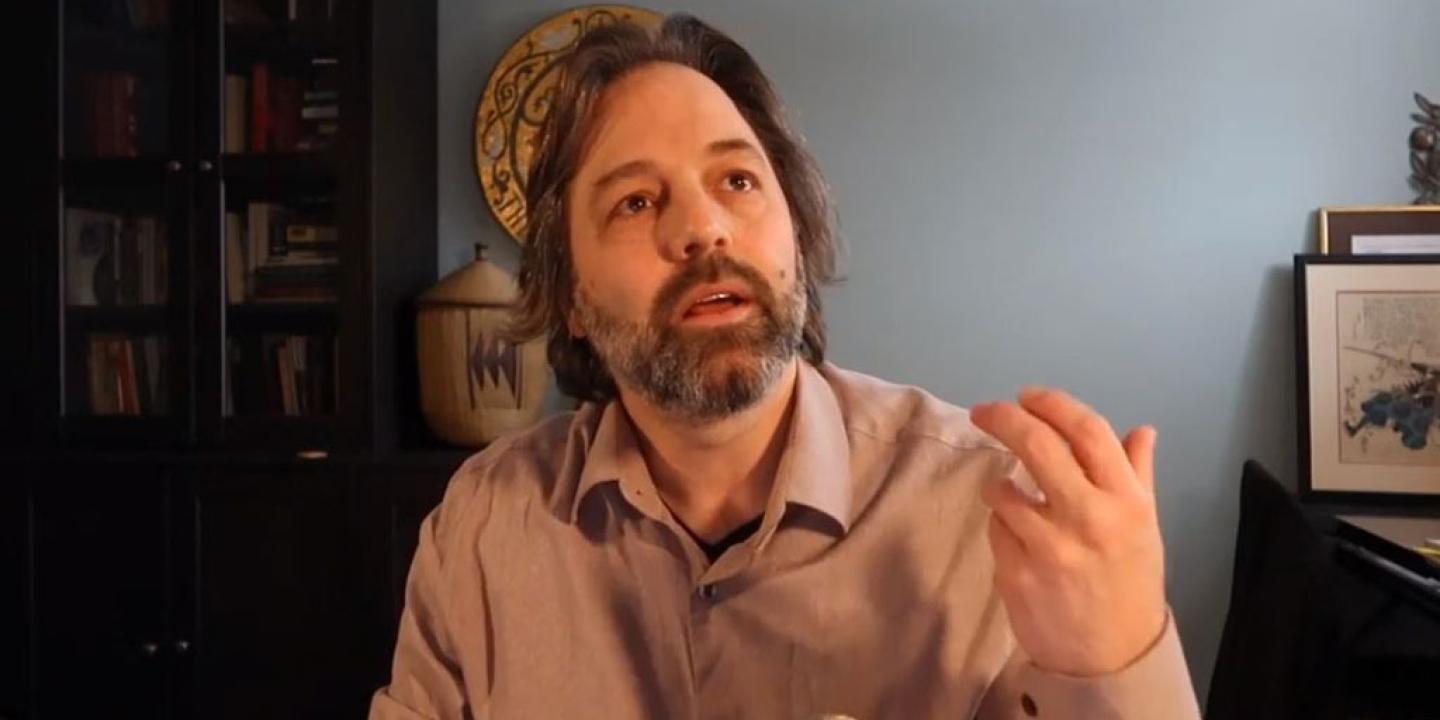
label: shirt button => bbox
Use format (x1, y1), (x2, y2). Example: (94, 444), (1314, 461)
(1020, 693), (1038, 717)
(696, 584), (717, 600)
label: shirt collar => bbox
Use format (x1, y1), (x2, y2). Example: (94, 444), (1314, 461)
(570, 398), (662, 523)
(773, 360), (853, 533)
(569, 360), (854, 533)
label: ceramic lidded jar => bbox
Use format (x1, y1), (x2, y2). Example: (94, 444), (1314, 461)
(415, 244), (549, 445)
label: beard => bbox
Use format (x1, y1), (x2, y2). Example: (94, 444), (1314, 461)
(573, 254), (806, 423)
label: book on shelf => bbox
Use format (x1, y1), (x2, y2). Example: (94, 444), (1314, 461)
(117, 339), (139, 414)
(300, 104), (337, 120)
(271, 75), (304, 152)
(86, 336), (118, 414)
(80, 70), (139, 157)
(244, 202), (268, 293)
(65, 208), (109, 306)
(123, 215), (166, 305)
(291, 336), (311, 415)
(224, 74), (248, 153)
(231, 199), (338, 303)
(285, 223), (338, 248)
(299, 57), (340, 151)
(276, 336), (296, 414)
(85, 334), (166, 416)
(65, 208), (168, 307)
(288, 0), (338, 22)
(227, 334), (336, 416)
(238, 57), (339, 153)
(225, 211), (247, 304)
(249, 62), (270, 152)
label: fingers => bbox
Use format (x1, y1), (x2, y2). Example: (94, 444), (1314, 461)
(970, 400), (1094, 511)
(1017, 387), (1134, 493)
(1121, 425), (1157, 493)
(981, 475), (1052, 547)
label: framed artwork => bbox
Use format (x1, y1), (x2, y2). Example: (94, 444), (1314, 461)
(1295, 254), (1440, 502)
(1319, 205), (1440, 255)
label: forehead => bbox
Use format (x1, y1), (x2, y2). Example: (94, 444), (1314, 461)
(575, 62), (763, 175)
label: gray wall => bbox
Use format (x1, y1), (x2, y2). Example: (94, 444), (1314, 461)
(438, 0), (1440, 701)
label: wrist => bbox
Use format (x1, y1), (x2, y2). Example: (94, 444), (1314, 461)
(1086, 605), (1170, 677)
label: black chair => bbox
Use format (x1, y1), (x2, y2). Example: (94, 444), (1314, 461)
(1206, 460), (1349, 720)
(1207, 461), (1440, 720)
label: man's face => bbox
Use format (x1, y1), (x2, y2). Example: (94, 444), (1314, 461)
(566, 61), (804, 420)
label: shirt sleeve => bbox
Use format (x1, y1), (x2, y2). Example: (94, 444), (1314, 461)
(975, 610), (1201, 720)
(369, 501), (482, 720)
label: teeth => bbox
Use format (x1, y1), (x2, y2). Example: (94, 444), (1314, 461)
(701, 292), (734, 303)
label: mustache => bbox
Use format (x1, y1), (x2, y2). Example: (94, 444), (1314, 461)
(650, 254), (777, 326)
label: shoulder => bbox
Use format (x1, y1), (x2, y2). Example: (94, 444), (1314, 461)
(820, 362), (1010, 457)
(428, 406), (599, 542)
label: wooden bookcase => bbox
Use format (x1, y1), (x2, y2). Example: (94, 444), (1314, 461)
(10, 1), (457, 717)
(25, 0), (438, 454)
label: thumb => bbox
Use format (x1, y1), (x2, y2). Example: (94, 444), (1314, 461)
(1122, 425), (1157, 492)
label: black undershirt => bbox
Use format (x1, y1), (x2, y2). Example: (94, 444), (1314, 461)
(677, 514), (765, 562)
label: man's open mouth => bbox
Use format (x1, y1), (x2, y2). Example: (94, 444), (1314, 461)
(684, 290), (751, 318)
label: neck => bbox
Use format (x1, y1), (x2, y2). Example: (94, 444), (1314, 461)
(618, 358), (801, 543)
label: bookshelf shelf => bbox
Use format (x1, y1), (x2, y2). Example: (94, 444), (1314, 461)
(64, 24), (171, 69)
(227, 302), (338, 333)
(224, 21), (340, 63)
(63, 157), (173, 184)
(65, 305), (171, 333)
(221, 151), (335, 181)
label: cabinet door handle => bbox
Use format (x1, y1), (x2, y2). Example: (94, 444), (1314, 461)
(175, 639), (191, 654)
(140, 641), (160, 657)
(198, 160), (214, 173)
(166, 160), (183, 173)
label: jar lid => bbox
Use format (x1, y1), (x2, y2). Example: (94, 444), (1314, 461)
(418, 243), (518, 306)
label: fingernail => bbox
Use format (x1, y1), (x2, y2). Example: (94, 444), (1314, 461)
(1018, 385), (1043, 400)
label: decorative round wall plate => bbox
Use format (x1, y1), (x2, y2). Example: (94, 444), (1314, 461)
(474, 4), (663, 243)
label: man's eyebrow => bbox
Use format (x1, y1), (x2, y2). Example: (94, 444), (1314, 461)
(591, 159), (658, 196)
(707, 138), (765, 163)
(589, 138), (767, 196)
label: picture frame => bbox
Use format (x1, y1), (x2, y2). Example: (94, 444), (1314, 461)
(1318, 205), (1440, 255)
(1295, 254), (1440, 503)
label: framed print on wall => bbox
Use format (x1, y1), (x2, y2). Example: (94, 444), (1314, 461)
(1295, 254), (1440, 502)
(1319, 205), (1440, 255)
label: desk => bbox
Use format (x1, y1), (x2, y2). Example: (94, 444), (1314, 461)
(1335, 514), (1440, 619)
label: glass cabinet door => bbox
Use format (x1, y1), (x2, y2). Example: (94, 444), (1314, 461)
(57, 0), (194, 444)
(195, 0), (350, 449)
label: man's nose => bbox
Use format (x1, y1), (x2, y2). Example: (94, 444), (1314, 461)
(658, 184), (732, 261)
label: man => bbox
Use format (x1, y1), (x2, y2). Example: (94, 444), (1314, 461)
(373, 13), (1199, 719)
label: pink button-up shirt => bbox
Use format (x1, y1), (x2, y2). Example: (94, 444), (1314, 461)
(371, 361), (1200, 719)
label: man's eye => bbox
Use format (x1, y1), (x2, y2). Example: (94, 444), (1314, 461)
(725, 172), (756, 192)
(618, 195), (652, 215)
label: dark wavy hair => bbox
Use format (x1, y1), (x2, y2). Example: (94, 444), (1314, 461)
(506, 13), (839, 403)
